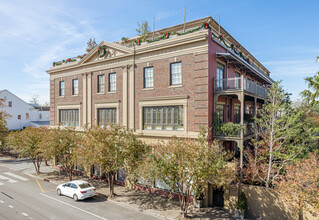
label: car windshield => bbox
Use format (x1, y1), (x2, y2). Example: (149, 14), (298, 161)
(78, 183), (92, 189)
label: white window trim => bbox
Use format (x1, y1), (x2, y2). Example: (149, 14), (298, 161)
(94, 102), (119, 125)
(56, 104), (81, 127)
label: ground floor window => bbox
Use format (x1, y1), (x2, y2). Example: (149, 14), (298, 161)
(59, 109), (79, 127)
(117, 169), (125, 182)
(98, 108), (116, 125)
(143, 106), (184, 131)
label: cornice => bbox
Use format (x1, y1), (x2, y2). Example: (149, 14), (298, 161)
(135, 30), (208, 55)
(46, 31), (208, 75)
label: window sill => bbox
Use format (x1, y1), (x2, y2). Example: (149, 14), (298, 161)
(169, 84), (182, 88)
(58, 96), (65, 98)
(135, 130), (199, 138)
(72, 94), (79, 97)
(108, 91), (116, 94)
(142, 88), (154, 91)
(97, 92), (105, 95)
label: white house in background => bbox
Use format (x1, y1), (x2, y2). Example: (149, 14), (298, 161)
(0, 89), (50, 130)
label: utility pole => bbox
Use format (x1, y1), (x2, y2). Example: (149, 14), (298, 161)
(183, 7), (186, 33)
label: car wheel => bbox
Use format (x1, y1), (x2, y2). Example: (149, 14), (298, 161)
(57, 189), (61, 196)
(73, 194), (78, 202)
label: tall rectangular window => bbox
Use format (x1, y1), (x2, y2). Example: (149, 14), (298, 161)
(72, 79), (78, 95)
(170, 62), (182, 85)
(143, 106), (184, 131)
(216, 64), (224, 90)
(59, 81), (65, 96)
(109, 73), (116, 92)
(144, 67), (153, 88)
(216, 104), (225, 123)
(8, 101), (12, 107)
(26, 113), (29, 120)
(59, 109), (79, 127)
(98, 108), (116, 125)
(98, 75), (105, 93)
(234, 105), (240, 124)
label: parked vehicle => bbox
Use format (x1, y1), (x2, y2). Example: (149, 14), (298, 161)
(56, 180), (96, 201)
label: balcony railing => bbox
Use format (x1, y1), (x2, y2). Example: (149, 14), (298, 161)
(213, 122), (255, 138)
(214, 76), (268, 98)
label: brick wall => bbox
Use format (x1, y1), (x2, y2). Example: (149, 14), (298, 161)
(50, 73), (83, 126)
(134, 53), (209, 132)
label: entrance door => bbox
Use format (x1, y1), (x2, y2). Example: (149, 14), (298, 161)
(213, 188), (224, 207)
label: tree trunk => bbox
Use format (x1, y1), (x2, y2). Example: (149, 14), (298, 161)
(108, 171), (115, 198)
(44, 158), (49, 166)
(32, 160), (39, 174)
(266, 116), (274, 187)
(67, 166), (73, 181)
(36, 157), (41, 173)
(298, 205), (303, 220)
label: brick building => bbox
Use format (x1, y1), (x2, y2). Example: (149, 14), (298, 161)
(46, 16), (273, 207)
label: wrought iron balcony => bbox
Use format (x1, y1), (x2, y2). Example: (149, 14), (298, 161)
(213, 122), (255, 139)
(214, 76), (268, 99)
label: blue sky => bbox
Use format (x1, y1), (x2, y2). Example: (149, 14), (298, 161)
(0, 0), (318, 104)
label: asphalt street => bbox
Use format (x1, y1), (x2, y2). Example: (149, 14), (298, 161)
(0, 157), (161, 220)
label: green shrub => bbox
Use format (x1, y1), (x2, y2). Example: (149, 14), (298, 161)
(236, 191), (248, 218)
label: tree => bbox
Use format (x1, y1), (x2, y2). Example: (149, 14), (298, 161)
(136, 21), (150, 42)
(244, 82), (317, 187)
(6, 127), (48, 174)
(45, 127), (80, 181)
(80, 124), (135, 198)
(86, 37), (97, 53)
(30, 94), (39, 105)
(140, 129), (236, 218)
(275, 153), (319, 220)
(121, 128), (147, 189)
(0, 98), (9, 148)
(301, 72), (319, 107)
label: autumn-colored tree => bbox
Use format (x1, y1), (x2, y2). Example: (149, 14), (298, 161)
(0, 98), (10, 148)
(80, 124), (143, 197)
(275, 153), (319, 220)
(244, 82), (317, 187)
(6, 127), (48, 174)
(121, 128), (147, 189)
(136, 21), (150, 42)
(140, 129), (236, 218)
(45, 127), (81, 181)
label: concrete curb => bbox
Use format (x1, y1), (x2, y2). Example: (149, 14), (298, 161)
(22, 169), (176, 220)
(105, 199), (175, 220)
(22, 169), (62, 185)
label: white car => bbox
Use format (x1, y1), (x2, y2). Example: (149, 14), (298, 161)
(56, 180), (96, 201)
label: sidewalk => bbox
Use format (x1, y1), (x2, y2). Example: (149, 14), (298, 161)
(24, 165), (234, 220)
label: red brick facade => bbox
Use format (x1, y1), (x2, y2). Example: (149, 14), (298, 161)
(48, 17), (273, 143)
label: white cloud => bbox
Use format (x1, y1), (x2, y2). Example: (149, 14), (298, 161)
(0, 0), (97, 104)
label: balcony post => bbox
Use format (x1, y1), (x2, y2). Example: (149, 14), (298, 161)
(254, 97), (257, 117)
(239, 92), (244, 139)
(225, 97), (228, 122)
(241, 75), (244, 91)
